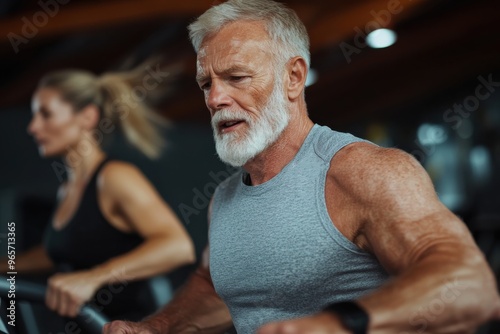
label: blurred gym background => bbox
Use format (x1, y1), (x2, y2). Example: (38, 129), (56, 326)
(0, 0), (499, 332)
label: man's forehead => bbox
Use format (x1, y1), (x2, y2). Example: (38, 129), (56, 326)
(197, 20), (271, 60)
(196, 37), (271, 78)
(198, 38), (262, 60)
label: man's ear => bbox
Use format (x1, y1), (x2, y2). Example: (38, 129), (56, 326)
(78, 104), (100, 131)
(286, 57), (308, 101)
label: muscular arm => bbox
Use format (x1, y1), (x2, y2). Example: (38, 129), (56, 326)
(260, 144), (500, 334)
(104, 253), (233, 334)
(135, 248), (233, 334)
(334, 144), (500, 333)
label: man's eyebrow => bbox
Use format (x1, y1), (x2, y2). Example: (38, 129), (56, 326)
(196, 65), (250, 83)
(222, 65), (249, 74)
(196, 73), (208, 83)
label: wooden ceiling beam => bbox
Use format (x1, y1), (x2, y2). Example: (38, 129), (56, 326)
(0, 0), (213, 45)
(307, 0), (433, 52)
(0, 0), (432, 52)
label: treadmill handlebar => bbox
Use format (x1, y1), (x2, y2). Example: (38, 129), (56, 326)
(0, 275), (109, 334)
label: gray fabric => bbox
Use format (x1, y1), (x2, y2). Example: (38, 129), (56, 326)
(209, 124), (389, 334)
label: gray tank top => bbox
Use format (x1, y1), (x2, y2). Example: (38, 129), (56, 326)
(209, 124), (389, 334)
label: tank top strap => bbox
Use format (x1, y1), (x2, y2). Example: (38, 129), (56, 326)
(93, 157), (110, 179)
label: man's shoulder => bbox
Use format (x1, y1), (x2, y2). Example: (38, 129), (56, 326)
(330, 143), (419, 175)
(312, 124), (370, 162)
(328, 143), (424, 197)
(333, 142), (418, 167)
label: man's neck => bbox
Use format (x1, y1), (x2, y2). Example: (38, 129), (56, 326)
(243, 116), (314, 185)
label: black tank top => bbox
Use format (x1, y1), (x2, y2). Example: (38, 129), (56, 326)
(43, 158), (157, 320)
(44, 158), (143, 269)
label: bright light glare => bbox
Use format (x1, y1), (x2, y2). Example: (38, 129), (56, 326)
(366, 29), (397, 49)
(305, 68), (318, 87)
(417, 124), (448, 146)
(470, 146), (492, 184)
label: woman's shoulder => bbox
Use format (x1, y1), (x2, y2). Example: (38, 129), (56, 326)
(97, 160), (150, 199)
(100, 160), (142, 177)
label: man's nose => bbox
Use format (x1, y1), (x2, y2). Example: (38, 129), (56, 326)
(206, 80), (232, 114)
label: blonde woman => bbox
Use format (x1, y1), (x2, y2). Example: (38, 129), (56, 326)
(11, 69), (195, 321)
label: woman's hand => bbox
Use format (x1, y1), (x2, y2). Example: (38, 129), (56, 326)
(45, 270), (103, 317)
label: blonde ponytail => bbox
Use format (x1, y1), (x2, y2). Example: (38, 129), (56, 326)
(98, 73), (165, 159)
(37, 65), (168, 159)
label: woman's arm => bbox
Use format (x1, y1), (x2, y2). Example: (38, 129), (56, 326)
(90, 161), (196, 283)
(46, 161), (196, 317)
(0, 185), (65, 275)
(0, 244), (54, 274)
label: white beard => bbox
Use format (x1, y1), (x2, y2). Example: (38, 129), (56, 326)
(211, 77), (290, 167)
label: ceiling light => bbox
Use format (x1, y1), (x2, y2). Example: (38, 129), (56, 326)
(366, 29), (397, 49)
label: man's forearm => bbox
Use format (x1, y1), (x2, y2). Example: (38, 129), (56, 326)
(141, 265), (233, 334)
(358, 248), (498, 333)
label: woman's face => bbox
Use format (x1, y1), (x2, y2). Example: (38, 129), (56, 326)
(28, 88), (83, 157)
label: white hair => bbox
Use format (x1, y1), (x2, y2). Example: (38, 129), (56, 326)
(188, 0), (310, 69)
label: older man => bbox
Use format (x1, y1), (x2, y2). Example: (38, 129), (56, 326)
(105, 0), (499, 333)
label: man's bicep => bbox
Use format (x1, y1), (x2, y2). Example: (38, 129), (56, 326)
(359, 149), (475, 274)
(367, 209), (474, 275)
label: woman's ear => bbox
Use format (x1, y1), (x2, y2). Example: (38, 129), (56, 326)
(286, 57), (308, 101)
(78, 104), (100, 131)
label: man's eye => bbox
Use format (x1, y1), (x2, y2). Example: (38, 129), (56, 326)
(231, 76), (247, 82)
(200, 82), (211, 90)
